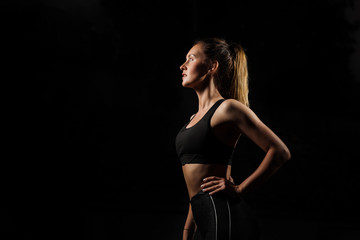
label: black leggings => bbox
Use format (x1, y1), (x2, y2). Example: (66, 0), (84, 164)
(190, 191), (260, 240)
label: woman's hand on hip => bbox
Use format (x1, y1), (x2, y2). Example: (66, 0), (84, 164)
(201, 176), (242, 198)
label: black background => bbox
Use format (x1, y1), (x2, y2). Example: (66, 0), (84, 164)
(2, 0), (360, 239)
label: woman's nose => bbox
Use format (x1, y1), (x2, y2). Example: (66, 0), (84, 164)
(180, 62), (186, 71)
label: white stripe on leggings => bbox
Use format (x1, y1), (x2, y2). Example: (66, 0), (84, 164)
(226, 199), (231, 240)
(209, 195), (218, 240)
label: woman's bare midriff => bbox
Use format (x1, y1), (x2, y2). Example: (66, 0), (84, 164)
(182, 164), (232, 199)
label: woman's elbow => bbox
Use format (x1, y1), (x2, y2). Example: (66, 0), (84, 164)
(271, 145), (291, 165)
(281, 146), (291, 162)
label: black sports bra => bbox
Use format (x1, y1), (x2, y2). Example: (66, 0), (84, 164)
(175, 99), (234, 166)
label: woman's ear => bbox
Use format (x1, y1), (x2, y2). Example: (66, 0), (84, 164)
(208, 60), (219, 73)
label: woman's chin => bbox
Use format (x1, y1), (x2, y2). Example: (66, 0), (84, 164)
(182, 79), (191, 88)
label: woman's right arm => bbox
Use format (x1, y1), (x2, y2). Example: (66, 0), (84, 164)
(183, 203), (196, 240)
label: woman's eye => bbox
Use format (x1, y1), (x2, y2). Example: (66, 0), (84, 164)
(189, 58), (194, 62)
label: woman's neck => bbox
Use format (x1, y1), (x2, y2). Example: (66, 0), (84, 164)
(194, 79), (223, 111)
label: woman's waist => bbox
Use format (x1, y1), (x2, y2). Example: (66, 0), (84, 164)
(182, 164), (230, 199)
(179, 153), (232, 165)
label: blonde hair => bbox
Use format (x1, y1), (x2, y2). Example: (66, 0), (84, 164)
(231, 44), (249, 107)
(195, 38), (250, 107)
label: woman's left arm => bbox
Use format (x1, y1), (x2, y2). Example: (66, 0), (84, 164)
(202, 99), (291, 196)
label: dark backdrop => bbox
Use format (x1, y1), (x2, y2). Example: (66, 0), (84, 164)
(2, 0), (360, 239)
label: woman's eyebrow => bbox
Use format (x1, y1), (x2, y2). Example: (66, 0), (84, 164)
(187, 53), (196, 59)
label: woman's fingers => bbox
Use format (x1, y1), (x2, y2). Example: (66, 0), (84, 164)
(203, 176), (221, 182)
(202, 183), (224, 194)
(201, 178), (226, 194)
(200, 180), (221, 188)
(201, 176), (238, 196)
(209, 185), (226, 195)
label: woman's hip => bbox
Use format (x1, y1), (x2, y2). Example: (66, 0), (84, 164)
(190, 190), (260, 240)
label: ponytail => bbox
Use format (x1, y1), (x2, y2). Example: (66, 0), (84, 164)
(231, 44), (249, 107)
(195, 38), (250, 107)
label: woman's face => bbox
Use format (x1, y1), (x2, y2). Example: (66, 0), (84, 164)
(180, 43), (210, 88)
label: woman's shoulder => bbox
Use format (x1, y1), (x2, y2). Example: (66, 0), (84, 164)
(213, 98), (253, 123)
(212, 98), (257, 132)
(220, 98), (249, 114)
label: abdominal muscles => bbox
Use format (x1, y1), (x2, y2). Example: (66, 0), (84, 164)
(182, 164), (231, 199)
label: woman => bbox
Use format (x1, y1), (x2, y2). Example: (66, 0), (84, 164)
(175, 38), (291, 240)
